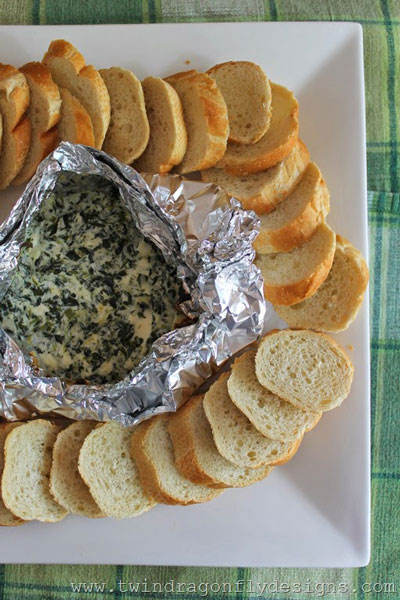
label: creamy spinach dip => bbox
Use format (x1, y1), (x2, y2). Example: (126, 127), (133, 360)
(0, 173), (180, 384)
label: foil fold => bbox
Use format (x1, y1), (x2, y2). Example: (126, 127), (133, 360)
(0, 143), (268, 426)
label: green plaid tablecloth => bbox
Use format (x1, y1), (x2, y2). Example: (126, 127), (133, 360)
(0, 1), (399, 598)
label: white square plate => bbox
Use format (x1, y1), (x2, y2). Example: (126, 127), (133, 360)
(0, 22), (370, 567)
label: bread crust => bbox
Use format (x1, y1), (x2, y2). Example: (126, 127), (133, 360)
(204, 372), (302, 469)
(268, 434), (303, 466)
(19, 61), (61, 130)
(207, 61), (271, 144)
(132, 415), (220, 505)
(39, 126), (59, 158)
(43, 40), (110, 148)
(12, 116), (32, 178)
(251, 140), (309, 214)
(50, 421), (105, 518)
(254, 166), (330, 253)
(275, 235), (369, 331)
(0, 64), (31, 189)
(70, 101), (95, 146)
(333, 234), (370, 329)
(13, 128), (58, 185)
(2, 419), (67, 523)
(257, 329), (354, 411)
(257, 223), (337, 306)
(263, 242), (335, 306)
(42, 39), (86, 74)
(133, 76), (187, 174)
(0, 64), (30, 128)
(169, 395), (273, 489)
(99, 67), (150, 164)
(72, 107), (95, 145)
(202, 139), (309, 215)
(78, 423), (156, 518)
(159, 82), (187, 172)
(228, 350), (321, 442)
(132, 418), (181, 505)
(165, 70), (229, 173)
(13, 62), (61, 184)
(217, 83), (298, 175)
(0, 423), (25, 527)
(167, 396), (223, 487)
(58, 87), (95, 146)
(262, 327), (355, 375)
(305, 412), (323, 432)
(160, 97), (187, 171)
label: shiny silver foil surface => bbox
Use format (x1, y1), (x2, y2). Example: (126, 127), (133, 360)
(0, 143), (269, 426)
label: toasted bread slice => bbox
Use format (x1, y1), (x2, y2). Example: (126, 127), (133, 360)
(203, 373), (302, 469)
(168, 394), (273, 488)
(255, 221), (336, 305)
(0, 423), (25, 527)
(227, 350), (321, 442)
(0, 113), (2, 153)
(43, 39), (110, 148)
(132, 414), (223, 505)
(165, 70), (229, 173)
(275, 235), (369, 331)
(50, 421), (105, 518)
(217, 83), (298, 175)
(0, 64), (31, 189)
(255, 329), (354, 412)
(255, 162), (330, 253)
(0, 64), (29, 130)
(13, 62), (61, 185)
(2, 420), (68, 522)
(134, 76), (187, 174)
(78, 423), (156, 519)
(99, 67), (150, 163)
(201, 139), (309, 214)
(207, 61), (271, 144)
(58, 87), (95, 146)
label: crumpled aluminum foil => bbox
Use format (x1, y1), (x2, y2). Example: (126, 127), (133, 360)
(0, 142), (272, 426)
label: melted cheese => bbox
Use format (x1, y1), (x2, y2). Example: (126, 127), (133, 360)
(0, 173), (180, 384)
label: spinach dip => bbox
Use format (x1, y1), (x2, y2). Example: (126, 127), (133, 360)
(0, 173), (180, 384)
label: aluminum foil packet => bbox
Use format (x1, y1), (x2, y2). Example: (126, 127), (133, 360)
(0, 142), (272, 426)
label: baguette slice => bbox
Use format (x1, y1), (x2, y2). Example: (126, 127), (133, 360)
(132, 414), (223, 505)
(201, 139), (309, 215)
(58, 87), (95, 146)
(0, 65), (29, 130)
(255, 221), (336, 305)
(168, 394), (273, 488)
(2, 420), (68, 522)
(228, 350), (321, 442)
(207, 61), (271, 144)
(254, 162), (330, 253)
(255, 329), (354, 412)
(0, 423), (25, 526)
(216, 83), (298, 175)
(13, 62), (61, 185)
(165, 70), (229, 173)
(203, 373), (302, 469)
(50, 421), (105, 518)
(78, 423), (156, 519)
(42, 39), (110, 148)
(134, 76), (187, 174)
(0, 64), (31, 189)
(99, 67), (150, 163)
(275, 235), (369, 331)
